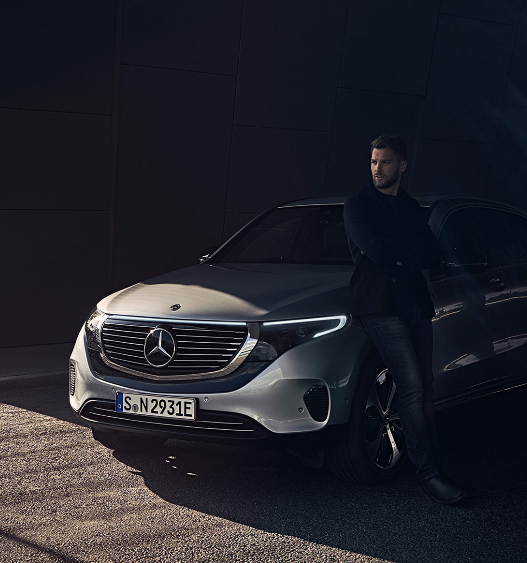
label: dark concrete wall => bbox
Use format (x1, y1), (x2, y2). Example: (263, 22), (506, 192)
(1, 0), (526, 347)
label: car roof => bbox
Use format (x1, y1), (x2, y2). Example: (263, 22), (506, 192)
(279, 194), (444, 208)
(278, 194), (526, 214)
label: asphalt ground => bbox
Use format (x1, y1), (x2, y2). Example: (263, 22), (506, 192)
(1, 382), (526, 563)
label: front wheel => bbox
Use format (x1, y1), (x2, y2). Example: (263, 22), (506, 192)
(328, 357), (408, 484)
(92, 428), (167, 453)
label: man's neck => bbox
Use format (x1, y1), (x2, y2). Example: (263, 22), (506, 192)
(375, 182), (400, 197)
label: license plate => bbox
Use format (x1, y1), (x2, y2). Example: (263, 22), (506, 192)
(116, 392), (196, 420)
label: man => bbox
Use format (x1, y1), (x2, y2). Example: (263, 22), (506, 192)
(344, 134), (468, 505)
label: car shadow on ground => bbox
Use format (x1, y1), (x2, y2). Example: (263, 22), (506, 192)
(0, 384), (85, 427)
(113, 387), (527, 563)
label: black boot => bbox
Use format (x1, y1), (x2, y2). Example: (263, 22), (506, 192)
(440, 473), (480, 498)
(421, 475), (467, 505)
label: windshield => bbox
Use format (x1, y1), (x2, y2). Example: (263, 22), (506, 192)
(212, 205), (353, 265)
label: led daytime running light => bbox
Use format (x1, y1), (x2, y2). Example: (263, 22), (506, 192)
(262, 315), (348, 338)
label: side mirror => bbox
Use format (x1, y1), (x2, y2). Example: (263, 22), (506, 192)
(199, 246), (219, 263)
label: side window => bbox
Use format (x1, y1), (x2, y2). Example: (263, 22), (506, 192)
(487, 211), (527, 267)
(438, 209), (489, 267)
(438, 207), (527, 269)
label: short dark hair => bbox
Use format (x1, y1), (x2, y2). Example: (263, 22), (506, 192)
(370, 135), (407, 163)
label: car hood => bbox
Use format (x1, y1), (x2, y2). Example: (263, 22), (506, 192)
(98, 263), (354, 322)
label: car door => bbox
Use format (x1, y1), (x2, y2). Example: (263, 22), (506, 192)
(429, 206), (510, 399)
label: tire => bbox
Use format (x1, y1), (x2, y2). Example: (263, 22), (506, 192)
(92, 428), (167, 453)
(328, 356), (408, 484)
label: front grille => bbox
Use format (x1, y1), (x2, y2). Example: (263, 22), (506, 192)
(303, 385), (329, 422)
(80, 400), (267, 440)
(101, 319), (247, 376)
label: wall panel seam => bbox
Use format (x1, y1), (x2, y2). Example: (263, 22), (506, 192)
(483, 0), (525, 197)
(407, 2), (441, 192)
(106, 0), (124, 294)
(323, 0), (351, 196)
(418, 138), (495, 145)
(222, 0), (246, 242)
(121, 62), (236, 78)
(0, 210), (109, 213)
(337, 86), (422, 99)
(233, 124), (331, 134)
(0, 106), (111, 117)
(438, 10), (521, 27)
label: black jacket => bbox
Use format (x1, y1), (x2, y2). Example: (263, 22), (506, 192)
(343, 181), (439, 319)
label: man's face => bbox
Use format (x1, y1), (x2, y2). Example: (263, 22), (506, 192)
(370, 148), (407, 190)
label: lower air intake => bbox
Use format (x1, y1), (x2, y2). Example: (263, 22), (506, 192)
(303, 385), (329, 422)
(69, 360), (76, 396)
(80, 400), (267, 440)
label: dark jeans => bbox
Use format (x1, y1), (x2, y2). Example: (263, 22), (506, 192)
(361, 313), (442, 481)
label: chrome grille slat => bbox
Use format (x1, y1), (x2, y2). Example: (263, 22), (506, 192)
(90, 406), (245, 426)
(104, 340), (144, 349)
(177, 347), (239, 351)
(104, 324), (157, 330)
(171, 358), (224, 367)
(100, 318), (248, 378)
(177, 350), (238, 354)
(172, 352), (232, 358)
(186, 346), (242, 350)
(104, 333), (148, 341)
(171, 327), (244, 333)
(108, 356), (149, 367)
(177, 340), (241, 345)
(108, 352), (148, 366)
(107, 351), (231, 361)
(89, 411), (254, 432)
(174, 332), (244, 337)
(104, 327), (150, 334)
(178, 342), (243, 346)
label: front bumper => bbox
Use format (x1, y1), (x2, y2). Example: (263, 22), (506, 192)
(70, 321), (368, 439)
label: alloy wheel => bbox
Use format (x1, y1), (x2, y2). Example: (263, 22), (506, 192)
(364, 369), (406, 471)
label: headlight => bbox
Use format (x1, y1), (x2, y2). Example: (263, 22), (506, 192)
(246, 315), (348, 361)
(85, 308), (106, 352)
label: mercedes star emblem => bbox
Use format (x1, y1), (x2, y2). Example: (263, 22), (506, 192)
(170, 304), (181, 311)
(144, 328), (176, 367)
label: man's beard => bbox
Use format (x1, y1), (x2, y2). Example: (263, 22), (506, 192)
(373, 170), (400, 190)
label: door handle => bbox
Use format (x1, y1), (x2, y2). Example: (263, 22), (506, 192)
(489, 278), (506, 291)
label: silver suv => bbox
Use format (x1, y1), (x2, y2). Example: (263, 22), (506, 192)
(69, 196), (527, 483)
